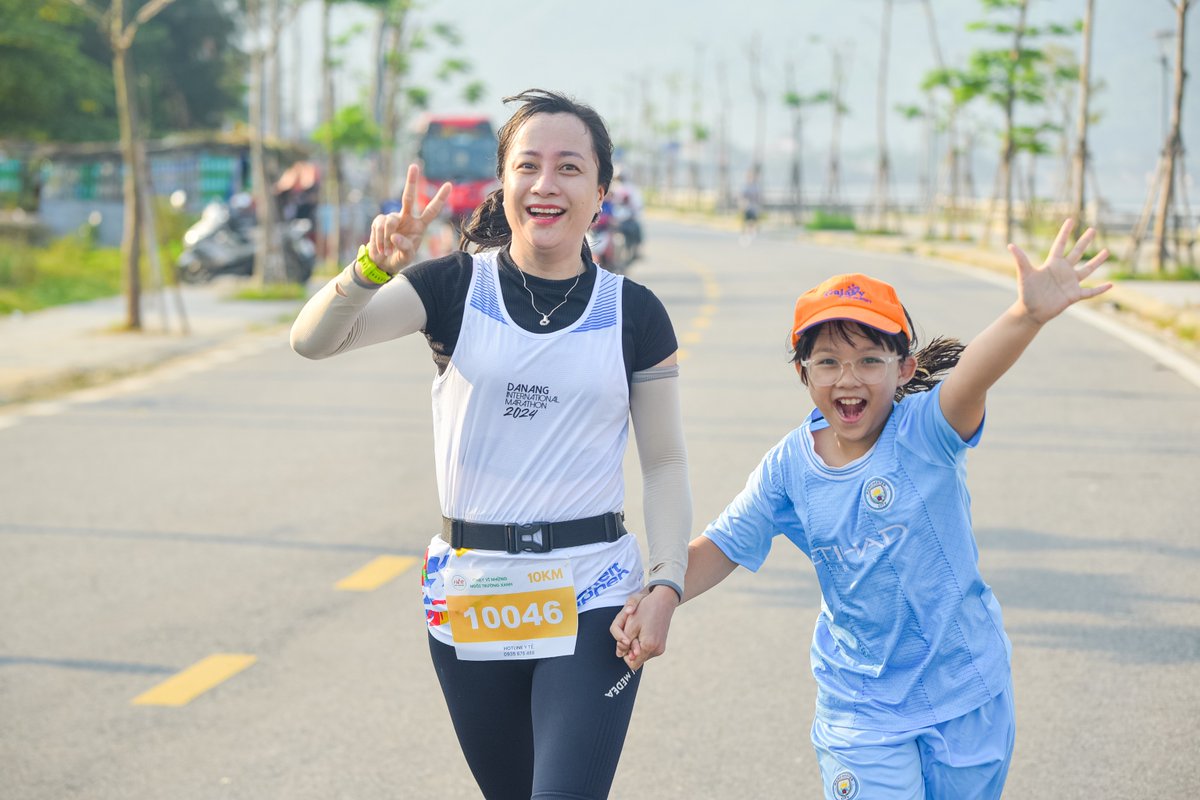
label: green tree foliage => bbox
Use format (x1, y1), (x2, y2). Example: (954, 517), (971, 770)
(125, 0), (246, 134)
(0, 0), (244, 142)
(312, 104), (382, 154)
(0, 2), (113, 140)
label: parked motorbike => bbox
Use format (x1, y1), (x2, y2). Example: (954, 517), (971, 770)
(586, 205), (628, 274)
(177, 198), (316, 284)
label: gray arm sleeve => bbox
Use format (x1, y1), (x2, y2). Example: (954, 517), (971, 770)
(629, 366), (691, 599)
(289, 264), (427, 359)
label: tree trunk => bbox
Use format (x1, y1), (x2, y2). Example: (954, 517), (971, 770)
(371, 6), (390, 202)
(786, 62), (804, 226)
(111, 15), (142, 330)
(825, 49), (845, 208)
(690, 44), (705, 209)
(716, 61), (733, 213)
(377, 12), (405, 202)
(921, 0), (940, 237)
(1152, 0), (1190, 274)
(290, 2), (302, 138)
(1000, 0), (1030, 245)
(320, 0), (340, 266)
(266, 0), (281, 140)
(248, 0), (281, 284)
(1070, 0), (1095, 227)
(747, 34), (766, 173)
(873, 0), (893, 232)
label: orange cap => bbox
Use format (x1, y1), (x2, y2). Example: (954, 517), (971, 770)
(791, 273), (911, 348)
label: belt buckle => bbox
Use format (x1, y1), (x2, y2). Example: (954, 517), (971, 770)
(506, 522), (551, 554)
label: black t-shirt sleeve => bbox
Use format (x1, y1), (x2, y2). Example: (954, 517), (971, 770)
(401, 251), (474, 371)
(622, 278), (678, 375)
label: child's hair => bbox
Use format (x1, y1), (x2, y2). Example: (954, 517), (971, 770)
(790, 314), (964, 401)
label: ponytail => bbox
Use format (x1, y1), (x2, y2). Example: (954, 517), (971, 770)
(459, 188), (510, 251)
(900, 336), (964, 400)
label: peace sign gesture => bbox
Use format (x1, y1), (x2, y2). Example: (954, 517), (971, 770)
(1008, 219), (1112, 325)
(367, 163), (453, 274)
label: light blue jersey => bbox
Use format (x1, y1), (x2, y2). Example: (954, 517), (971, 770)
(704, 383), (1011, 732)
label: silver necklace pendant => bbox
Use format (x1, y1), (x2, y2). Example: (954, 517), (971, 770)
(519, 265), (582, 329)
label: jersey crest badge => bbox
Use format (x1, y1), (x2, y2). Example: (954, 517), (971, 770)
(832, 769), (860, 798)
(863, 477), (895, 511)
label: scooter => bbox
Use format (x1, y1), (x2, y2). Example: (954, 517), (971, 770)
(177, 199), (316, 284)
(586, 206), (628, 274)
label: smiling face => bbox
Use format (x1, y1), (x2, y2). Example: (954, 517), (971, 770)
(500, 112), (605, 276)
(799, 323), (916, 466)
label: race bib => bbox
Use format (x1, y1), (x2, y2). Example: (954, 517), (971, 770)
(443, 558), (578, 661)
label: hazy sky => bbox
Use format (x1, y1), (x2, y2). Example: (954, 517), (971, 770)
(289, 0), (1198, 212)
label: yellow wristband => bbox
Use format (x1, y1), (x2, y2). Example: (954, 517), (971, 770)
(356, 244), (393, 285)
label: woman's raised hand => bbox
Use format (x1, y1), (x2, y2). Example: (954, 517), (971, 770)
(1008, 219), (1112, 325)
(368, 163), (452, 274)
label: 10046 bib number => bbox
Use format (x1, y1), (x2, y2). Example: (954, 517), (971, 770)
(462, 598), (564, 630)
(446, 585), (578, 646)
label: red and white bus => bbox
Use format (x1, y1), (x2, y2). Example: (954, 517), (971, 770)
(415, 114), (498, 232)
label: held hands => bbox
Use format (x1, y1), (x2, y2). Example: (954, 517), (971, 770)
(367, 163), (452, 274)
(1008, 219), (1112, 325)
(609, 585), (679, 671)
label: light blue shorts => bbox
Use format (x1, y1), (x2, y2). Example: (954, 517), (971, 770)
(811, 681), (1015, 800)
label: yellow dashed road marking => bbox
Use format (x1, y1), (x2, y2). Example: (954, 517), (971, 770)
(336, 555), (417, 592)
(665, 255), (721, 364)
(132, 653), (256, 707)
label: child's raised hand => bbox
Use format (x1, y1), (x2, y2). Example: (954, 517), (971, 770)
(1008, 219), (1112, 325)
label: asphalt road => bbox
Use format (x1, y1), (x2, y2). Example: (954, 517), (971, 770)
(2, 220), (1197, 799)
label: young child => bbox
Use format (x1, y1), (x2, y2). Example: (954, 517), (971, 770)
(613, 220), (1110, 799)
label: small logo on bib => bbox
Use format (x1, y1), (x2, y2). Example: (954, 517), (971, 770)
(832, 770), (859, 799)
(863, 477), (895, 511)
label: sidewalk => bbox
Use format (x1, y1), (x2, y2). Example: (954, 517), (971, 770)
(0, 278), (307, 406)
(2, 227), (1198, 409)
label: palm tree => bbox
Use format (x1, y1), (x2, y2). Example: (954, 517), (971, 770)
(785, 60), (831, 226)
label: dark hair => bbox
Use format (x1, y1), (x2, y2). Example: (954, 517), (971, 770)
(459, 89), (614, 253)
(790, 314), (964, 401)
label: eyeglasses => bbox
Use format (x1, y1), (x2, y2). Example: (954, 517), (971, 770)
(800, 355), (901, 386)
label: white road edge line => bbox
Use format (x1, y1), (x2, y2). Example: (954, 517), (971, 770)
(815, 244), (1200, 391)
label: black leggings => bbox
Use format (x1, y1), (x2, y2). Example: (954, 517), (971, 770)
(428, 607), (642, 800)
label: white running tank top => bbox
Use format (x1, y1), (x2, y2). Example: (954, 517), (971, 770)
(431, 251), (628, 524)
